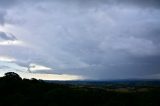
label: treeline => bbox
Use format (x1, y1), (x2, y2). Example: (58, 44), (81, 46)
(0, 72), (160, 106)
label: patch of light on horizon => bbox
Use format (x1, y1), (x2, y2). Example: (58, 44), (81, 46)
(0, 60), (83, 80)
(0, 70), (83, 80)
(20, 72), (83, 80)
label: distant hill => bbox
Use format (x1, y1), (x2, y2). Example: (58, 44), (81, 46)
(46, 79), (160, 87)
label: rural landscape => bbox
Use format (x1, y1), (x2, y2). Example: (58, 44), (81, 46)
(1, 0), (160, 106)
(0, 72), (160, 106)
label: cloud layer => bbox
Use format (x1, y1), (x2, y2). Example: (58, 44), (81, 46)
(0, 0), (160, 80)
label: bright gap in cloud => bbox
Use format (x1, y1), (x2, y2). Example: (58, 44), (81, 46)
(29, 63), (52, 71)
(0, 70), (83, 81)
(0, 56), (16, 62)
(0, 40), (23, 46)
(20, 72), (83, 80)
(0, 62), (83, 80)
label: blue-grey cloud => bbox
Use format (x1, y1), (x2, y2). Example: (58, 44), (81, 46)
(0, 32), (17, 40)
(0, 0), (18, 8)
(0, 0), (160, 80)
(0, 0), (18, 25)
(33, 0), (160, 9)
(0, 11), (6, 25)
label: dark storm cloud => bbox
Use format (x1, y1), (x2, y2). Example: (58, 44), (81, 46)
(42, 0), (160, 9)
(1, 0), (160, 9)
(83, 0), (160, 8)
(118, 0), (160, 8)
(0, 0), (18, 8)
(0, 0), (160, 80)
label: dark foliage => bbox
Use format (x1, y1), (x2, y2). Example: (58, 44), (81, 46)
(0, 72), (160, 106)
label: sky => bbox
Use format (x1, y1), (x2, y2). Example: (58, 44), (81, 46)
(0, 0), (160, 80)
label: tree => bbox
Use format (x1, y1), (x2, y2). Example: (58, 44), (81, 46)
(4, 72), (22, 80)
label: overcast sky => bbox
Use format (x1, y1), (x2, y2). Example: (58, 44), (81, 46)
(0, 0), (160, 80)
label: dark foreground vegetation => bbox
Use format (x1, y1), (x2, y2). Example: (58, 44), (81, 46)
(0, 72), (160, 106)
